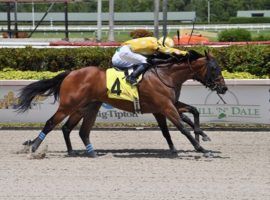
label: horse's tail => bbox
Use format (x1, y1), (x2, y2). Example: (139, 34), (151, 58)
(17, 71), (71, 113)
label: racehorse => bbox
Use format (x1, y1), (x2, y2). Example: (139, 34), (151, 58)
(24, 91), (209, 156)
(18, 50), (227, 157)
(59, 85), (211, 156)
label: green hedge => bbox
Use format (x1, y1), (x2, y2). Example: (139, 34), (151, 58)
(211, 45), (270, 77)
(229, 17), (270, 24)
(0, 69), (266, 80)
(252, 34), (270, 41)
(218, 29), (252, 42)
(0, 47), (115, 71)
(0, 46), (269, 78)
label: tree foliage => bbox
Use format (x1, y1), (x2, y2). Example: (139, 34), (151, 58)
(1, 0), (269, 22)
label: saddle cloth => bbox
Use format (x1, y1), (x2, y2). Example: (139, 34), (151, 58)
(106, 68), (142, 103)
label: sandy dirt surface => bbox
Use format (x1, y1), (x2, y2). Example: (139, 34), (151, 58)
(0, 130), (269, 200)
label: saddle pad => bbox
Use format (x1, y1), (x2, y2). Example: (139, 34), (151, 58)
(106, 68), (140, 102)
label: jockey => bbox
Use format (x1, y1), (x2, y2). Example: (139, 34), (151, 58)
(112, 36), (188, 85)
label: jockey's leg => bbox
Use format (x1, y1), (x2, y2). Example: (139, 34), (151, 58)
(118, 45), (147, 65)
(126, 63), (150, 85)
(113, 45), (150, 85)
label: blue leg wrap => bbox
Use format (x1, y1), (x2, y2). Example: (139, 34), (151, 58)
(86, 144), (94, 153)
(38, 132), (46, 141)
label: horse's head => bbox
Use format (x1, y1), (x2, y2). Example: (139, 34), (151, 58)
(190, 50), (228, 94)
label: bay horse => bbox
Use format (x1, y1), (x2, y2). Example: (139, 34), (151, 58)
(59, 85), (211, 156)
(18, 50), (227, 157)
(24, 95), (206, 156)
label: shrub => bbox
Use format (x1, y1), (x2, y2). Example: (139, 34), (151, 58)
(0, 68), (267, 80)
(229, 17), (270, 24)
(218, 29), (252, 42)
(0, 46), (269, 78)
(0, 47), (115, 71)
(129, 29), (153, 39)
(211, 45), (270, 77)
(252, 34), (270, 41)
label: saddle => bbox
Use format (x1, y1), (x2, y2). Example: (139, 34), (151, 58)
(106, 68), (142, 113)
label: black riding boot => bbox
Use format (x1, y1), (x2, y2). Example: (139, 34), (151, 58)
(126, 63), (149, 86)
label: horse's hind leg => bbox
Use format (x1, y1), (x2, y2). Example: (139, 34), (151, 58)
(62, 112), (84, 155)
(23, 112), (80, 152)
(153, 113), (177, 154)
(78, 102), (102, 157)
(31, 109), (69, 152)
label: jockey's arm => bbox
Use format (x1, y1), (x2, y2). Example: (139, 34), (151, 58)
(147, 56), (176, 65)
(158, 46), (188, 57)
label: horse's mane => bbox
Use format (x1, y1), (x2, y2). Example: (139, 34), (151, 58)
(187, 50), (204, 62)
(149, 50), (204, 67)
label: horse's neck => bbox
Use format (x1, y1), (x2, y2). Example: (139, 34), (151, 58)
(167, 62), (194, 85)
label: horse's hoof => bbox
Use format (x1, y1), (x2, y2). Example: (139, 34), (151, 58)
(67, 150), (77, 156)
(203, 151), (214, 158)
(31, 145), (37, 153)
(202, 136), (211, 142)
(195, 146), (206, 153)
(86, 151), (98, 158)
(170, 147), (178, 155)
(170, 150), (178, 155)
(22, 140), (32, 146)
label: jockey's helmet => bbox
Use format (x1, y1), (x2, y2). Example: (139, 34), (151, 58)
(158, 37), (174, 48)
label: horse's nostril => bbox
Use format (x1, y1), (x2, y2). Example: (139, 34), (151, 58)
(221, 87), (228, 94)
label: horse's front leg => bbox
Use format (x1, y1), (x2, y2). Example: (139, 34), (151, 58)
(153, 113), (177, 154)
(162, 102), (209, 154)
(175, 102), (211, 143)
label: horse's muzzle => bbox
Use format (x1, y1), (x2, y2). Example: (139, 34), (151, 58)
(217, 85), (228, 94)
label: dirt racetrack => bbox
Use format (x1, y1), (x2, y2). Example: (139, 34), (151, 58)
(0, 130), (269, 200)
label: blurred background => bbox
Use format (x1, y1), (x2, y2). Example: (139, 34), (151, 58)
(0, 0), (270, 42)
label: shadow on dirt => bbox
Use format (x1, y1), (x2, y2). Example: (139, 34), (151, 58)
(63, 148), (230, 160)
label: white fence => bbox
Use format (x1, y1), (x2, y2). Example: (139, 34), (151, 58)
(0, 79), (269, 125)
(1, 24), (270, 32)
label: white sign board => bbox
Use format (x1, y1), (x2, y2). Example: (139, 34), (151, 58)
(0, 80), (269, 124)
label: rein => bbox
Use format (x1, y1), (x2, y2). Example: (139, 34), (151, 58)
(152, 55), (213, 91)
(153, 64), (176, 89)
(153, 56), (194, 89)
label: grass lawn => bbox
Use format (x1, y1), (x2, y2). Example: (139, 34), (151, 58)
(1, 29), (270, 42)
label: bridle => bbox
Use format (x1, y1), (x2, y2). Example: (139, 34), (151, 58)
(189, 56), (221, 90)
(153, 53), (221, 91)
(152, 55), (196, 89)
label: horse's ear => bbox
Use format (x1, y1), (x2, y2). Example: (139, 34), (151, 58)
(204, 50), (210, 60)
